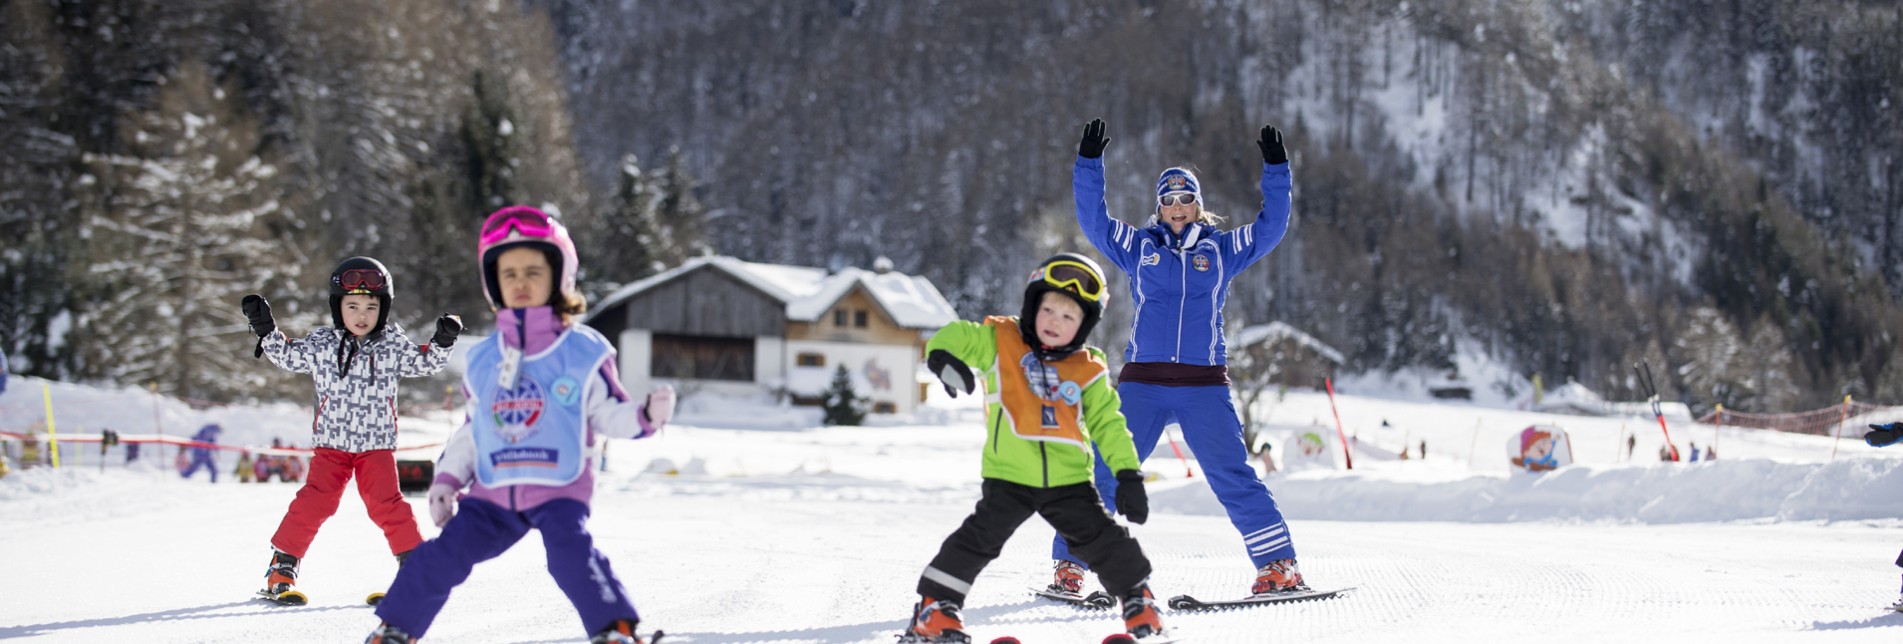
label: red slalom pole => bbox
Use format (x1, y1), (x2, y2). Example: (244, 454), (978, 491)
(1636, 362), (1680, 461)
(1325, 378), (1355, 470)
(1163, 427), (1193, 478)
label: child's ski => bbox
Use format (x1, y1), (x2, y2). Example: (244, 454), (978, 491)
(1030, 587), (1115, 609)
(992, 634), (1175, 644)
(1101, 634), (1179, 644)
(1167, 586), (1356, 610)
(255, 588), (309, 606)
(897, 632), (971, 644)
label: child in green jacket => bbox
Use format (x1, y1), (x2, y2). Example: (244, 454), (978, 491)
(900, 253), (1164, 643)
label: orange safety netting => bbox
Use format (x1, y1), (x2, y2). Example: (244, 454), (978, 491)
(1694, 401), (1903, 437)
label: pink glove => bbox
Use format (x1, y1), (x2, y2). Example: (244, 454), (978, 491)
(428, 482), (459, 528)
(639, 384), (677, 437)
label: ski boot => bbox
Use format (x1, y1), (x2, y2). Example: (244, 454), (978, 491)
(899, 595), (970, 643)
(1049, 560), (1087, 595)
(1120, 582), (1165, 640)
(590, 617), (660, 644)
(1251, 558), (1310, 596)
(365, 621), (416, 644)
(258, 549), (307, 605)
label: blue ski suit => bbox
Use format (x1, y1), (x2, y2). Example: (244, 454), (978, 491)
(1060, 154), (1297, 568)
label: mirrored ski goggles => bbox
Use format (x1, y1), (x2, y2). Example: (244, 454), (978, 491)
(1035, 260), (1105, 302)
(1158, 191), (1198, 207)
(480, 208), (556, 246)
(335, 268), (385, 293)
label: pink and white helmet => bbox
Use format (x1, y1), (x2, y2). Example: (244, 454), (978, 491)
(478, 205), (579, 310)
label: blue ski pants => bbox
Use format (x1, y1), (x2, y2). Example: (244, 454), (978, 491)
(1053, 382), (1296, 568)
(374, 497), (637, 637)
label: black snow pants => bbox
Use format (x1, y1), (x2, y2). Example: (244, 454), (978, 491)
(917, 478), (1151, 604)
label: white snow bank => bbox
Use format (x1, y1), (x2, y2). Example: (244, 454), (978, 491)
(1153, 457), (1903, 524)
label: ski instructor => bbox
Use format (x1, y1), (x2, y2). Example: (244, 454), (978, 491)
(1054, 118), (1310, 598)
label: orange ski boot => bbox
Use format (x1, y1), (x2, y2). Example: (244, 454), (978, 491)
(1251, 558), (1311, 595)
(902, 595), (969, 643)
(1120, 582), (1166, 639)
(258, 549), (306, 605)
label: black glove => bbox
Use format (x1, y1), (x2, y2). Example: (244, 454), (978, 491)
(1867, 423), (1902, 448)
(1114, 469), (1148, 524)
(432, 314), (463, 348)
(241, 294), (275, 358)
(241, 294), (275, 337)
(1078, 118), (1111, 159)
(927, 349), (975, 398)
(1257, 124), (1287, 165)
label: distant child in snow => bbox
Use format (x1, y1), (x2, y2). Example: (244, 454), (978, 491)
(902, 253), (1165, 643)
(179, 423), (222, 482)
(236, 451), (256, 484)
(244, 256), (461, 604)
(1865, 422), (1903, 612)
(368, 206), (676, 644)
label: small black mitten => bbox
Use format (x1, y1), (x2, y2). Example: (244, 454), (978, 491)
(927, 349), (975, 397)
(432, 314), (463, 348)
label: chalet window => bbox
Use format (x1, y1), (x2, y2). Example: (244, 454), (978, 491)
(834, 310), (847, 326)
(872, 401), (897, 414)
(854, 311), (868, 328)
(796, 352), (826, 367)
(651, 334), (755, 382)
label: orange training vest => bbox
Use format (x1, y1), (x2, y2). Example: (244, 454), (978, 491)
(985, 316), (1105, 449)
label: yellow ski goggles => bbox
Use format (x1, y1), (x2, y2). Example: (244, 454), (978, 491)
(1033, 260), (1106, 302)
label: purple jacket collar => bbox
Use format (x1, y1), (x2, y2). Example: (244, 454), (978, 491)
(495, 306), (566, 354)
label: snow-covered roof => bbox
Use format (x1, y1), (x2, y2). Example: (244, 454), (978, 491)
(1232, 321), (1346, 365)
(591, 255), (958, 330)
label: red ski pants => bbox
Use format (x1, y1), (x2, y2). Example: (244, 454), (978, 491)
(270, 448), (422, 558)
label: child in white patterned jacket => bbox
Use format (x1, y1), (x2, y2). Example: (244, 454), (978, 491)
(240, 255), (463, 605)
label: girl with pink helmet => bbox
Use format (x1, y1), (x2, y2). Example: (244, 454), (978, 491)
(369, 206), (676, 644)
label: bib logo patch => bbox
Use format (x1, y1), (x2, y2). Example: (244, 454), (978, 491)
(491, 377), (547, 444)
(1057, 380), (1083, 406)
(550, 376), (582, 407)
(1192, 254), (1210, 272)
(1041, 405), (1058, 429)
(1140, 252), (1161, 267)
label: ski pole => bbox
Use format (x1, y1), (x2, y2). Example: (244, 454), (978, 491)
(1325, 378), (1354, 470)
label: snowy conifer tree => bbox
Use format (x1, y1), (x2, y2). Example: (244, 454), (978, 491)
(78, 61), (301, 401)
(822, 364), (868, 426)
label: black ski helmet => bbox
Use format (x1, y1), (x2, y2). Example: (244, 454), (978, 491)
(1019, 253), (1109, 361)
(329, 256), (393, 336)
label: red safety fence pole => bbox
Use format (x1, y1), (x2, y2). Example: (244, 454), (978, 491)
(1325, 378), (1355, 470)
